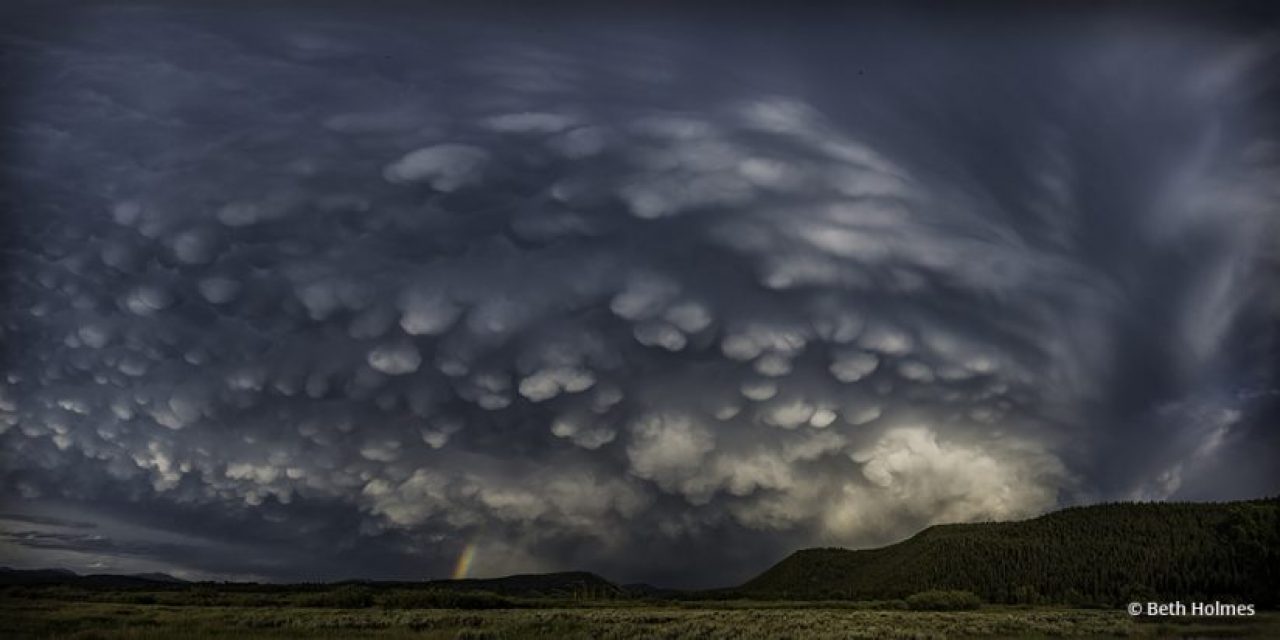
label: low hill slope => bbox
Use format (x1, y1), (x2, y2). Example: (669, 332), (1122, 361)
(740, 497), (1279, 606)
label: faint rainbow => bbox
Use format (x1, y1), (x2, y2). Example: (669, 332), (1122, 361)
(451, 542), (477, 580)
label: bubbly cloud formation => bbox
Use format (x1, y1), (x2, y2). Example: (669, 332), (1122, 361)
(0, 2), (1277, 586)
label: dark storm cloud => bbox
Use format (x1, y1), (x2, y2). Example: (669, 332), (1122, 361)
(3, 530), (188, 558)
(0, 496), (436, 580)
(1, 2), (1277, 586)
(0, 513), (96, 529)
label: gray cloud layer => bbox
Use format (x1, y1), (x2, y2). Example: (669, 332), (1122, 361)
(1, 2), (1277, 586)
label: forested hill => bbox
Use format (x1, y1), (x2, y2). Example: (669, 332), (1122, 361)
(740, 497), (1279, 606)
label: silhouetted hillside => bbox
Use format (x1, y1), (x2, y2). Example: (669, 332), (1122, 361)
(741, 497), (1279, 606)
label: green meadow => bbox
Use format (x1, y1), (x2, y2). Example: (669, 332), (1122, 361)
(5, 596), (1278, 639)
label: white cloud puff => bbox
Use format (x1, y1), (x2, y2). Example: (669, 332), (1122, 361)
(626, 413), (715, 500)
(610, 274), (680, 321)
(633, 321), (687, 351)
(829, 349), (880, 382)
(824, 426), (1066, 542)
(121, 285), (174, 316)
(398, 289), (463, 336)
(760, 398), (816, 429)
(551, 414), (617, 449)
(367, 341), (422, 375)
(518, 367), (596, 402)
(383, 144), (490, 191)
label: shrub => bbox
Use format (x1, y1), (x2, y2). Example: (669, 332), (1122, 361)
(1012, 584), (1042, 605)
(293, 585), (374, 608)
(1120, 582), (1156, 606)
(905, 590), (982, 611)
(377, 588), (516, 609)
(453, 630), (500, 640)
(882, 599), (909, 610)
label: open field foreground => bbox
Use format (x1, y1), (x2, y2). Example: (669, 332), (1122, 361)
(5, 600), (1278, 640)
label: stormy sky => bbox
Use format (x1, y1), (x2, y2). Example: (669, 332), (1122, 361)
(1, 1), (1278, 587)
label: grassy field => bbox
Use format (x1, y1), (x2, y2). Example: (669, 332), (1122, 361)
(5, 598), (1279, 639)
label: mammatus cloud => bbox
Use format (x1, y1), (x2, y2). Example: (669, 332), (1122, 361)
(0, 3), (1276, 586)
(383, 145), (491, 191)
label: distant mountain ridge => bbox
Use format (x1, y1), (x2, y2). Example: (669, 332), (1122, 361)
(739, 497), (1280, 606)
(0, 567), (188, 588)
